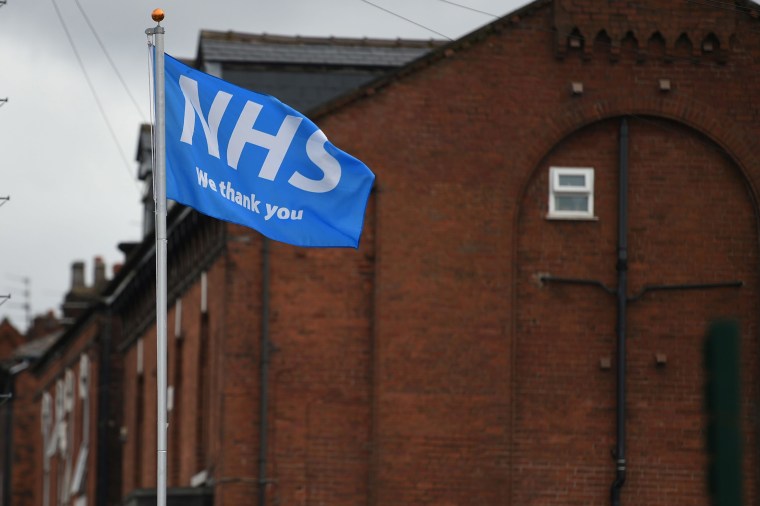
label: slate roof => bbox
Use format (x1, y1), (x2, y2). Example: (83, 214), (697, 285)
(11, 330), (63, 361)
(198, 31), (441, 67)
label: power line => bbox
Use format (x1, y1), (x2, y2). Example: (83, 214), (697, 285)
(71, 0), (146, 121)
(48, 0), (140, 194)
(358, 0), (454, 40)
(432, 0), (500, 18)
(5, 276), (30, 330)
(352, 0), (760, 169)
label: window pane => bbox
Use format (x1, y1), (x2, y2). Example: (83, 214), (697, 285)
(555, 195), (589, 211)
(558, 174), (586, 187)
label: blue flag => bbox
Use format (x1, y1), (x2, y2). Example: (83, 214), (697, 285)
(164, 54), (375, 248)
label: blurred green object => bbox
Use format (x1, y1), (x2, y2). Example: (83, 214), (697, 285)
(704, 319), (742, 506)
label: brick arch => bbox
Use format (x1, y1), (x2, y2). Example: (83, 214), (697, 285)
(509, 96), (760, 505)
(513, 94), (760, 226)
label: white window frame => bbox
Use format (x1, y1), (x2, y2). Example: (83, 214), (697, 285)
(547, 167), (596, 219)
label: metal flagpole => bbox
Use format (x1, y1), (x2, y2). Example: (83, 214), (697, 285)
(146, 9), (167, 506)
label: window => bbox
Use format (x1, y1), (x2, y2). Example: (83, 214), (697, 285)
(548, 167), (595, 219)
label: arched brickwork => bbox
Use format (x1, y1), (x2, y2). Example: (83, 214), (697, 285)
(510, 97), (760, 505)
(514, 94), (760, 226)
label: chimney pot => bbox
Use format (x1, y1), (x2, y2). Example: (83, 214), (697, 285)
(71, 261), (85, 290)
(94, 256), (106, 288)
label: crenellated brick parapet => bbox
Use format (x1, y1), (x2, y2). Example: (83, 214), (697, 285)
(553, 0), (759, 62)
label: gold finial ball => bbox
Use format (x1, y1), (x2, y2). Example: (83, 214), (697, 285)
(151, 8), (165, 22)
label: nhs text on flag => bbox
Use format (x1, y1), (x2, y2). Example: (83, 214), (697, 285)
(164, 54), (375, 248)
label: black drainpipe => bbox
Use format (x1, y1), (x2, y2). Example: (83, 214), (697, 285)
(258, 237), (271, 506)
(611, 117), (629, 506)
(541, 116), (741, 504)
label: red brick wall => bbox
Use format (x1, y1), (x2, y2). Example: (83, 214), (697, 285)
(9, 371), (38, 506)
(516, 116), (758, 505)
(136, 325), (157, 490)
(121, 338), (139, 495)
(0, 320), (23, 360)
(120, 256), (236, 497)
(120, 270), (221, 493)
(308, 2), (760, 505)
(32, 321), (101, 506)
(169, 278), (206, 485)
(264, 199), (375, 506)
(117, 2), (760, 505)
(205, 225), (263, 505)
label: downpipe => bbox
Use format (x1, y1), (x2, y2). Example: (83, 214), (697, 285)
(259, 238), (271, 506)
(611, 117), (629, 506)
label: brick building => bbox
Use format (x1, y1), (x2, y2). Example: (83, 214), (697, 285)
(9, 0), (760, 505)
(0, 318), (24, 506)
(8, 31), (436, 506)
(1, 316), (62, 506)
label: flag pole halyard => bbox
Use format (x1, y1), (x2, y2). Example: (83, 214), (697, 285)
(146, 8), (167, 506)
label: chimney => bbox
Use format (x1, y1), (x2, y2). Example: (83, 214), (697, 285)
(71, 261), (86, 291)
(94, 256), (107, 289)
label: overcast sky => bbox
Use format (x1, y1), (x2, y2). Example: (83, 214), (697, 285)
(0, 0), (529, 331)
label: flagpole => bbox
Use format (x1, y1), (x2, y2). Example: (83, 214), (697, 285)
(146, 9), (167, 506)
